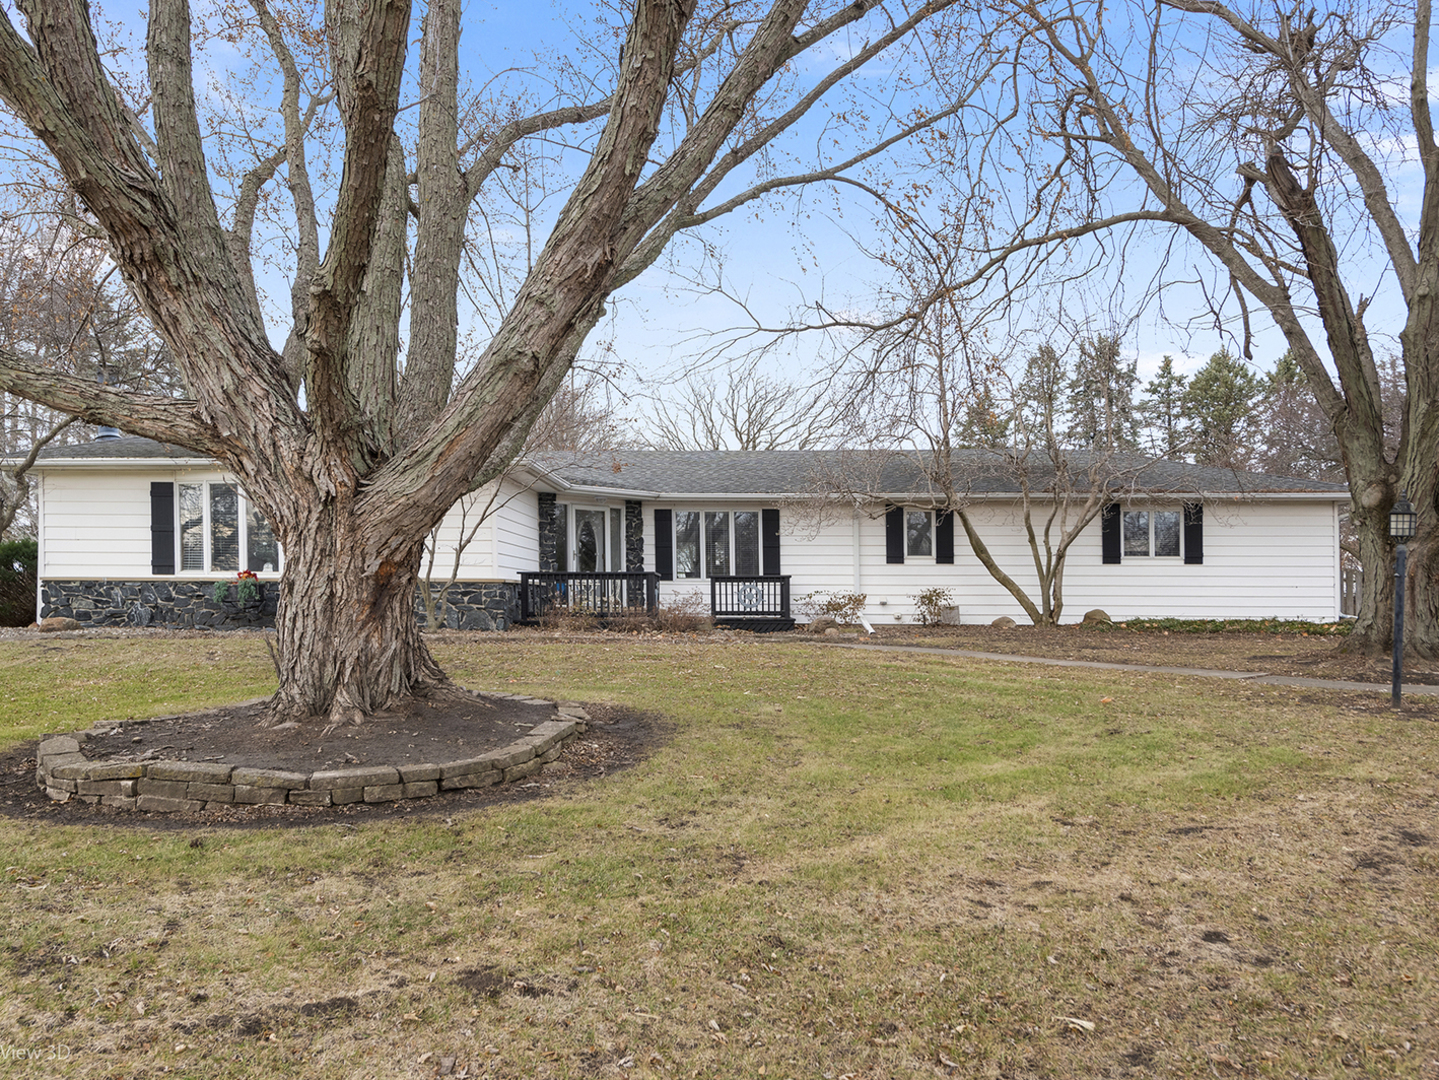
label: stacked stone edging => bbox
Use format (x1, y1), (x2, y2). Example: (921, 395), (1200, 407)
(35, 694), (589, 813)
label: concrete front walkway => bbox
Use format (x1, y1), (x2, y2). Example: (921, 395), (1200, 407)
(812, 639), (1439, 697)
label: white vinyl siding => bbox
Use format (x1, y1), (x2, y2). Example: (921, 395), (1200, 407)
(424, 476), (539, 581)
(39, 470), (155, 578)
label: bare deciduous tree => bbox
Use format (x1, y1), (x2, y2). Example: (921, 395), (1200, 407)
(0, 0), (975, 728)
(941, 0), (1439, 656)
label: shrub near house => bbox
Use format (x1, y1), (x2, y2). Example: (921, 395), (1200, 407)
(0, 538), (37, 627)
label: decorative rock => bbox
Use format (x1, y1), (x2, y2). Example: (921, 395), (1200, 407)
(136, 795), (204, 812)
(136, 779), (192, 800)
(230, 767), (308, 790)
(504, 758), (543, 782)
(32, 688), (582, 814)
(38, 617), (82, 632)
(440, 771), (499, 790)
(149, 761), (235, 784)
(232, 786), (287, 805)
(76, 779), (136, 797)
(310, 766), (399, 790)
(86, 763), (145, 780)
(364, 783), (407, 803)
(186, 783), (235, 803)
(809, 616), (839, 633)
(1081, 608), (1112, 626)
(991, 616), (1017, 629)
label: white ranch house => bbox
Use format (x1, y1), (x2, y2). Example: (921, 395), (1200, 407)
(27, 436), (1349, 630)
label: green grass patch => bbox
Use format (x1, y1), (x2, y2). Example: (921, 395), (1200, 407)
(0, 635), (1433, 1079)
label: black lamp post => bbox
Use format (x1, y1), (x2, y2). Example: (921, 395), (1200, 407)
(1389, 491), (1417, 709)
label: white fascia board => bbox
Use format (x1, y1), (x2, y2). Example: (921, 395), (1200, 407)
(28, 455), (214, 471)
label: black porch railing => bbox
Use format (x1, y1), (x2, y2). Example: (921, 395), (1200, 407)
(710, 575), (792, 628)
(519, 571), (660, 622)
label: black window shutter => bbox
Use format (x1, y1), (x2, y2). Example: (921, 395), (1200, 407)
(885, 505), (905, 564)
(1183, 502), (1204, 564)
(150, 482), (175, 574)
(936, 510), (955, 564)
(1101, 503), (1121, 564)
(761, 508), (781, 576)
(654, 509), (673, 581)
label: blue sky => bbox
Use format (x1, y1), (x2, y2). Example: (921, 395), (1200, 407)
(14, 0), (1429, 410)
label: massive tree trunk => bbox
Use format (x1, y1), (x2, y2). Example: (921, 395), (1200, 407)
(268, 491), (447, 728)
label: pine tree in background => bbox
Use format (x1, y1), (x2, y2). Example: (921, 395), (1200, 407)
(1138, 355), (1188, 459)
(1180, 351), (1263, 468)
(1064, 333), (1139, 451)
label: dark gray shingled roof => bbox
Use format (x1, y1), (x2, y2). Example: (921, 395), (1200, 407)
(531, 449), (1349, 497)
(33, 435), (208, 461)
(34, 438), (1349, 496)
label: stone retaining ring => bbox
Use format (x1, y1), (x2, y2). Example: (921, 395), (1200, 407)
(34, 694), (590, 813)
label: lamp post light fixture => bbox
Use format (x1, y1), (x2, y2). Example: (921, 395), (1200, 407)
(1389, 492), (1418, 709)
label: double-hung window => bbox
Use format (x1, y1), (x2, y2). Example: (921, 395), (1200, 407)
(178, 481), (281, 573)
(672, 510), (761, 579)
(1123, 508), (1181, 558)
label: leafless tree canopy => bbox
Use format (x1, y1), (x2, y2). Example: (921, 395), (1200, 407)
(0, 0), (981, 724)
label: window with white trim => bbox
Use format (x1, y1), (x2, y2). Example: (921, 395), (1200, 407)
(178, 482), (281, 573)
(672, 509), (761, 579)
(1122, 508), (1181, 558)
(906, 509), (933, 558)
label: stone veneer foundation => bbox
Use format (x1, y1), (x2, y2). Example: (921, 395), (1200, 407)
(35, 694), (588, 813)
(39, 579), (521, 632)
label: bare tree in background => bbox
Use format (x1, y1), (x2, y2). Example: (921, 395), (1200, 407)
(0, 0), (984, 727)
(0, 216), (176, 536)
(930, 0), (1439, 656)
(644, 361), (840, 450)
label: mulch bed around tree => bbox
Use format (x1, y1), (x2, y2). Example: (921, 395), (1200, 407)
(0, 699), (664, 830)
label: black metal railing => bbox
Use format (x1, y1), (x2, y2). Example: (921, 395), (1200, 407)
(519, 571), (660, 622)
(710, 575), (791, 621)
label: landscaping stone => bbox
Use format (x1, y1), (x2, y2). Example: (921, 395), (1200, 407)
(440, 771), (499, 790)
(1081, 608), (1112, 626)
(149, 761), (235, 784)
(364, 783), (407, 803)
(991, 616), (1017, 629)
(186, 783), (235, 803)
(136, 795), (204, 812)
(38, 617), (82, 632)
(310, 766), (399, 790)
(232, 785), (288, 805)
(230, 767), (308, 790)
(32, 690), (581, 814)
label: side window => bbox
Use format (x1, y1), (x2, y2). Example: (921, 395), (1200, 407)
(1123, 510), (1149, 557)
(1123, 508), (1183, 558)
(674, 511), (701, 578)
(176, 481), (282, 573)
(906, 510), (933, 558)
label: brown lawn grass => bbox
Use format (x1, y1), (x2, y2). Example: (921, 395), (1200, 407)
(0, 630), (1435, 1078)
